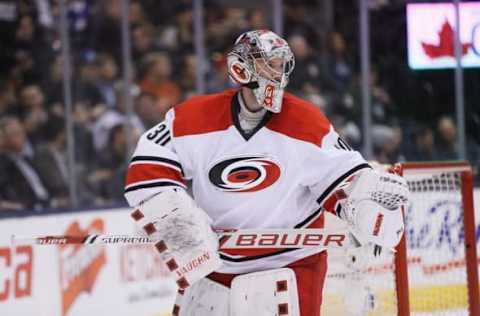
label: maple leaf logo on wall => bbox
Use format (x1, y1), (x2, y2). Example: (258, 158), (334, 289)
(421, 19), (472, 58)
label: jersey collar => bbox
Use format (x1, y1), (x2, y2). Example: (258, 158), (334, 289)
(231, 91), (273, 141)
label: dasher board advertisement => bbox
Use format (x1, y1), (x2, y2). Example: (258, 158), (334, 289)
(0, 208), (176, 316)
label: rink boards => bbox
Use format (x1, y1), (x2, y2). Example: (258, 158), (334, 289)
(0, 208), (176, 316)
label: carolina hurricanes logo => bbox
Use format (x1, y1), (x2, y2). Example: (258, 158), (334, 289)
(209, 156), (281, 192)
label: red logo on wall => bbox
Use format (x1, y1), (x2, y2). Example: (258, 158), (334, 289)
(422, 19), (472, 58)
(59, 219), (106, 316)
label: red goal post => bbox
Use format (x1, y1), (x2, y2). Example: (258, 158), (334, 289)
(394, 161), (480, 316)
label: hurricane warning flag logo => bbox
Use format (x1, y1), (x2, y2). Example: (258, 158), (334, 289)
(209, 155), (281, 192)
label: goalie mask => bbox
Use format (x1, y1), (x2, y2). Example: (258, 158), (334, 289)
(227, 30), (295, 113)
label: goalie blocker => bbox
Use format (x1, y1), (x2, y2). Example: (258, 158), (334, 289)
(130, 189), (222, 289)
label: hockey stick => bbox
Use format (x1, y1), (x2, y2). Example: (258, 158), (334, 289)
(11, 227), (356, 249)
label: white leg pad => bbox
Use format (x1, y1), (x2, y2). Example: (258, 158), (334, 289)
(230, 268), (300, 316)
(174, 278), (230, 316)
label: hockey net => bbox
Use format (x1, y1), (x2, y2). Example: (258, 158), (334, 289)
(321, 162), (479, 316)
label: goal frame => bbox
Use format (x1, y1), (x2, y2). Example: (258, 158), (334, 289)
(394, 161), (480, 316)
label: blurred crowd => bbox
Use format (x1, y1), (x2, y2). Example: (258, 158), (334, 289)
(0, 0), (478, 212)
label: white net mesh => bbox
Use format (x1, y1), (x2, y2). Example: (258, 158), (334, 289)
(404, 170), (468, 316)
(321, 166), (472, 316)
(321, 244), (398, 316)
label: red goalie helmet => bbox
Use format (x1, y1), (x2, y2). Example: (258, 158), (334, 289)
(227, 30), (295, 113)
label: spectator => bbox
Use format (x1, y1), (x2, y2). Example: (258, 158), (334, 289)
(0, 116), (49, 210)
(139, 52), (181, 108)
(44, 54), (103, 114)
(288, 34), (330, 94)
(114, 82), (145, 133)
(92, 0), (123, 60)
(283, 0), (320, 49)
(74, 54), (105, 108)
(11, 13), (52, 86)
(135, 92), (165, 129)
(436, 116), (479, 180)
(247, 9), (267, 30)
(93, 53), (119, 108)
(90, 123), (139, 203)
(179, 53), (198, 98)
(32, 116), (70, 208)
(436, 116), (458, 161)
(43, 55), (65, 109)
(327, 32), (353, 93)
(129, 1), (149, 25)
(62, 0), (94, 48)
(131, 23), (157, 67)
(405, 126), (438, 162)
(172, 4), (194, 53)
(330, 114), (362, 150)
(18, 84), (50, 146)
(0, 78), (16, 116)
(370, 68), (396, 126)
(105, 124), (140, 201)
(91, 81), (142, 153)
(373, 125), (405, 164)
(347, 68), (397, 130)
(206, 52), (237, 94)
(0, 0), (19, 75)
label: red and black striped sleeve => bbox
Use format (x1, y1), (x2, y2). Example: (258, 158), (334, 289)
(124, 112), (187, 206)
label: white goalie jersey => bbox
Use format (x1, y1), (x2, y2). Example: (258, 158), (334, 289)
(124, 89), (369, 274)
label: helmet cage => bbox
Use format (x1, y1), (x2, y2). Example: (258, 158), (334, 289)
(227, 30), (295, 113)
(231, 31), (295, 86)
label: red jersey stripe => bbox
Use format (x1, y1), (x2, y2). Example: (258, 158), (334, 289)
(126, 163), (185, 187)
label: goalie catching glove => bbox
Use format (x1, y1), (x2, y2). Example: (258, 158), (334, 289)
(339, 168), (410, 248)
(130, 189), (222, 289)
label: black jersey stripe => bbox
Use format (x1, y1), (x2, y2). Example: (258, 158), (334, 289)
(124, 181), (185, 193)
(315, 163), (371, 206)
(294, 207), (323, 229)
(130, 156), (183, 173)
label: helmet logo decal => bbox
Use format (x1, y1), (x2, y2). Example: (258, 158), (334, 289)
(263, 84), (275, 108)
(209, 156), (281, 192)
(229, 61), (251, 84)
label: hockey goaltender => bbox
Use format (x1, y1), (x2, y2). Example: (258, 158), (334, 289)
(123, 30), (410, 316)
